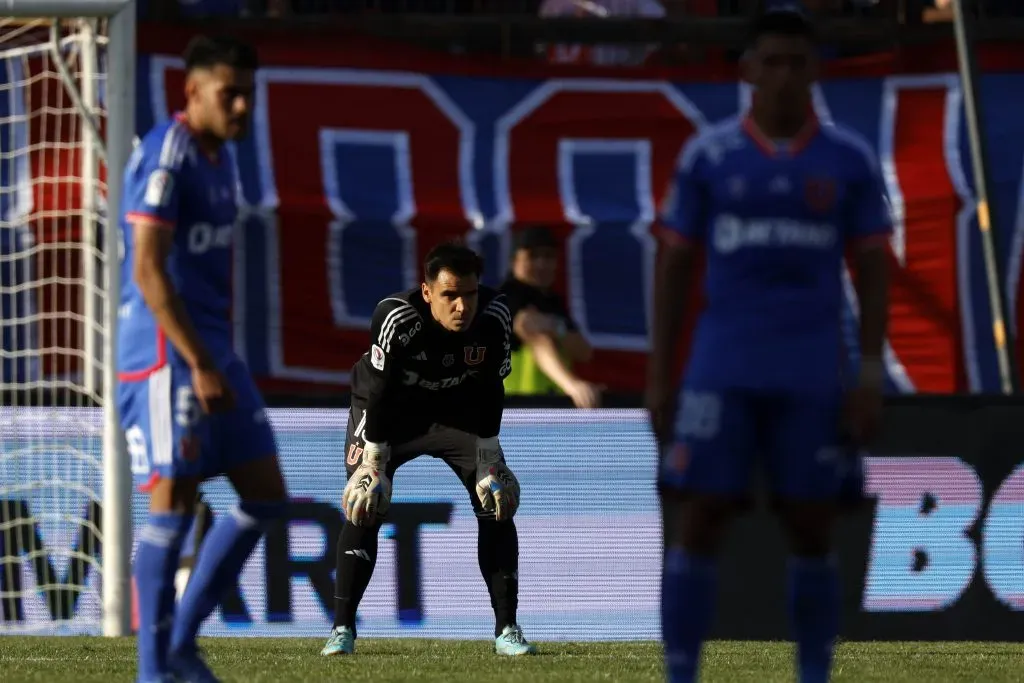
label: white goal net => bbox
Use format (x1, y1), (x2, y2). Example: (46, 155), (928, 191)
(0, 7), (134, 638)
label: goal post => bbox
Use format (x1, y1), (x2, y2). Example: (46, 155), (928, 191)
(0, 1), (135, 638)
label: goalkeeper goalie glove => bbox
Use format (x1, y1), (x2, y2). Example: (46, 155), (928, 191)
(474, 437), (520, 522)
(343, 440), (392, 526)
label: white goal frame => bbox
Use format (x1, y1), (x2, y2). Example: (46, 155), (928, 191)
(5, 0), (136, 637)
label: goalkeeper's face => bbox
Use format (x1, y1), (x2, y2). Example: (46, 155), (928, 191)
(188, 64), (255, 142)
(422, 269), (479, 332)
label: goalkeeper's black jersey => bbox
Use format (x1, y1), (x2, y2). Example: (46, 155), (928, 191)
(350, 286), (512, 443)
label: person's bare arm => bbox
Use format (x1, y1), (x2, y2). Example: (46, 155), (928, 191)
(854, 242), (888, 369)
(132, 221), (215, 371)
(646, 239), (696, 443)
(561, 331), (592, 363)
(525, 333), (578, 392)
(513, 308), (553, 340)
(519, 329), (601, 409)
(513, 307), (592, 363)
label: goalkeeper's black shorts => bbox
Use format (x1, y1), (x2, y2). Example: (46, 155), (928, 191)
(343, 400), (506, 518)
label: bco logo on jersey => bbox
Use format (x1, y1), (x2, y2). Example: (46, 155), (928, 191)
(188, 222), (233, 254)
(712, 214), (838, 255)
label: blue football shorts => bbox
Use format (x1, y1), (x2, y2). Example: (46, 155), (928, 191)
(118, 355), (277, 485)
(659, 388), (858, 501)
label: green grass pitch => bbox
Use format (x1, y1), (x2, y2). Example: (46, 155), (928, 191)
(2, 638), (1023, 682)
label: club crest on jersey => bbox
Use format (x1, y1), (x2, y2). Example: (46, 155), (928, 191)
(663, 443), (689, 476)
(464, 346), (486, 366)
(443, 353), (455, 367)
(180, 434), (201, 462)
(804, 177), (837, 213)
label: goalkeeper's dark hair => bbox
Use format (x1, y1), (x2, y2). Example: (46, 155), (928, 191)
(184, 35), (258, 74)
(424, 241), (484, 283)
(747, 6), (816, 48)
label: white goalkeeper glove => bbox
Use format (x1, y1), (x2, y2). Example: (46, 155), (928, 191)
(343, 440), (392, 526)
(474, 437), (520, 522)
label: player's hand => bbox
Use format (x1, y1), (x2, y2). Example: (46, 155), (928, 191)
(566, 379), (603, 410)
(644, 378), (676, 449)
(342, 441), (392, 526)
(191, 364), (235, 414)
(845, 357), (884, 445)
(475, 437), (520, 522)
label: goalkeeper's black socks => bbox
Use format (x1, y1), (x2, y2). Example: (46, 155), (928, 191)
(477, 517), (520, 637)
(333, 521), (381, 633)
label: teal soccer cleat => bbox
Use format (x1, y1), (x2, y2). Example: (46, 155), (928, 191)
(321, 625), (356, 656)
(494, 625), (537, 656)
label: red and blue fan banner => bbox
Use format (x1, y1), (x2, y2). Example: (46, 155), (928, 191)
(100, 32), (1024, 393)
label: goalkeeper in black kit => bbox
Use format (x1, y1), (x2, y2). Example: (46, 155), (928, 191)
(321, 241), (537, 657)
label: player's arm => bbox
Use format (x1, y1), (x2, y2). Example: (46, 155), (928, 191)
(855, 245), (887, 372)
(133, 228), (215, 372)
(473, 295), (519, 521)
(646, 139), (707, 443)
(472, 295), (514, 438)
(343, 300), (417, 526)
(847, 147), (894, 383)
(128, 153), (218, 375)
(360, 300), (418, 444)
(843, 144), (894, 445)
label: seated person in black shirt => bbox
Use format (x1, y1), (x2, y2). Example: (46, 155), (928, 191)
(499, 227), (603, 409)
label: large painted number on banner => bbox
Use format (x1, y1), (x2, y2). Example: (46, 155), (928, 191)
(257, 69), (479, 327)
(255, 69), (478, 379)
(879, 76), (973, 393)
(494, 82), (703, 350)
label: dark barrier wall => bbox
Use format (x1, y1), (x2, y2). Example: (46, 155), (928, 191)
(716, 399), (1024, 641)
(3, 399), (1024, 640)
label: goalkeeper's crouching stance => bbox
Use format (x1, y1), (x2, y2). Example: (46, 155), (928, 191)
(322, 242), (535, 657)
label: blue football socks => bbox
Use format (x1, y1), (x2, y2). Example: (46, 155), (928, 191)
(134, 512), (193, 682)
(170, 501), (285, 655)
(788, 555), (840, 683)
(662, 547), (717, 683)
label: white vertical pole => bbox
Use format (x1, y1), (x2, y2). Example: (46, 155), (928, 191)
(80, 19), (99, 397)
(951, 0), (1016, 393)
(102, 0), (135, 638)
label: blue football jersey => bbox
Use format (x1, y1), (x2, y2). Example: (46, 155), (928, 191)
(661, 115), (893, 394)
(117, 115), (238, 378)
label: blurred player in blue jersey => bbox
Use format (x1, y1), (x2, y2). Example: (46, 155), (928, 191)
(117, 36), (288, 683)
(646, 9), (890, 683)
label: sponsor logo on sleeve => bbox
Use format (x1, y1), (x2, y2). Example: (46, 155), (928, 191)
(144, 169), (174, 208)
(370, 344), (386, 371)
